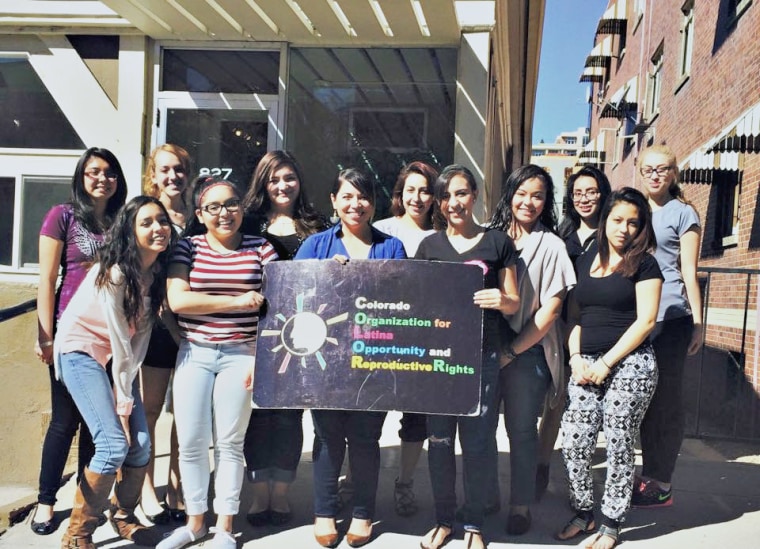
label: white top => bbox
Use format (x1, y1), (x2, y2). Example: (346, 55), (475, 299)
(373, 216), (435, 257)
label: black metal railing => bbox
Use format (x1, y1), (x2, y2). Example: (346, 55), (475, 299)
(690, 266), (760, 441)
(0, 298), (36, 323)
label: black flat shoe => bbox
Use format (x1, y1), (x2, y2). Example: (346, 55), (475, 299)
(506, 509), (531, 536)
(269, 509), (293, 526)
(246, 509), (271, 527)
(31, 516), (57, 536)
(168, 507), (187, 522)
(145, 504), (171, 525)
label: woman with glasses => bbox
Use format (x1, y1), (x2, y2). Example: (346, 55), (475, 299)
(159, 176), (278, 549)
(295, 168), (407, 548)
(240, 151), (327, 527)
(556, 187), (662, 549)
(31, 147), (127, 536)
(139, 144), (192, 525)
(633, 145), (702, 508)
(489, 165), (576, 536)
(534, 167), (612, 500)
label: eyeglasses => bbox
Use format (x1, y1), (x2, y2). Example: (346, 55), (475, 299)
(200, 198), (241, 216)
(640, 166), (674, 178)
(84, 168), (118, 181)
(572, 189), (600, 202)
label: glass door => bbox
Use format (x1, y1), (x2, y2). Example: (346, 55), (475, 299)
(156, 95), (281, 192)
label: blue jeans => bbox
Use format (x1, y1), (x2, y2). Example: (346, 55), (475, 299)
(58, 352), (150, 475)
(499, 344), (551, 505)
(173, 340), (253, 516)
(427, 351), (500, 531)
(311, 409), (387, 519)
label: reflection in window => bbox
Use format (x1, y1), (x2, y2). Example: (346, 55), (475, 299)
(287, 47), (457, 216)
(0, 178), (15, 266)
(21, 178), (71, 266)
(647, 44), (664, 119)
(0, 58), (85, 149)
(162, 49), (280, 94)
(714, 171), (741, 249)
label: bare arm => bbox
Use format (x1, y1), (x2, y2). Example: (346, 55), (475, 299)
(473, 265), (520, 315)
(587, 277), (662, 384)
(680, 228), (703, 354)
(566, 294), (591, 384)
(35, 235), (63, 365)
(166, 263), (264, 315)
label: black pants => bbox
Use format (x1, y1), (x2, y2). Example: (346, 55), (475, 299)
(244, 408), (304, 483)
(639, 315), (694, 483)
(37, 366), (95, 505)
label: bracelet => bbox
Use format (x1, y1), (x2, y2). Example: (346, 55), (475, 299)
(569, 352), (580, 360)
(599, 356), (611, 369)
(39, 340), (53, 348)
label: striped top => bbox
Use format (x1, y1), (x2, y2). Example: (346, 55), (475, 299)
(170, 233), (278, 343)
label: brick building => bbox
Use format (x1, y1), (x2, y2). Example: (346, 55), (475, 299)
(579, 0), (760, 439)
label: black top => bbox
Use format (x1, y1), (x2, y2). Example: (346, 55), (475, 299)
(263, 231), (301, 260)
(415, 229), (517, 353)
(564, 230), (597, 267)
(574, 252), (663, 354)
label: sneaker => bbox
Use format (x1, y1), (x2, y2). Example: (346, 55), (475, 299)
(209, 527), (238, 549)
(156, 525), (208, 549)
(631, 479), (673, 508)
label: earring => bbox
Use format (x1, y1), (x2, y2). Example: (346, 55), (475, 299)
(329, 210), (340, 225)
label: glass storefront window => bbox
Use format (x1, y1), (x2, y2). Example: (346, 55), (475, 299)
(162, 49), (280, 94)
(0, 59), (85, 149)
(287, 47), (457, 216)
(21, 177), (70, 267)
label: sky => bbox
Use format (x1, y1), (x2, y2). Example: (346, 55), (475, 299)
(532, 0), (609, 144)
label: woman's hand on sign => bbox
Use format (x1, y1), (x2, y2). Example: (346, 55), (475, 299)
(473, 288), (507, 310)
(233, 291), (264, 311)
(332, 254), (349, 265)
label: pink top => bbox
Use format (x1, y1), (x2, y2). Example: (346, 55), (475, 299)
(54, 265), (153, 416)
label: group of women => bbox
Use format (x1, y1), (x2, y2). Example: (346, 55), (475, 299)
(30, 142), (700, 549)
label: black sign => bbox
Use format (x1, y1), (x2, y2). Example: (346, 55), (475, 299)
(252, 259), (484, 415)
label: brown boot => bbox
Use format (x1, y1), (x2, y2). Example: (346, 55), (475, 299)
(109, 465), (161, 546)
(61, 467), (116, 549)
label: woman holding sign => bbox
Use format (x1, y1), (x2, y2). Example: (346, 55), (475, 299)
(489, 164), (576, 536)
(415, 164), (520, 549)
(295, 168), (406, 548)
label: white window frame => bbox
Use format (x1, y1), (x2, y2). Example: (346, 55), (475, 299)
(678, 1), (695, 83)
(647, 44), (664, 120)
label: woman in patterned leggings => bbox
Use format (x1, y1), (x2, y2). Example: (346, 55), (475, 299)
(556, 188), (663, 549)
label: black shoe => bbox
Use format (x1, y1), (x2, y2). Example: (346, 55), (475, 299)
(455, 502), (500, 523)
(30, 508), (57, 536)
(246, 509), (271, 527)
(506, 509), (531, 536)
(168, 506), (187, 522)
(145, 504), (171, 525)
(269, 509), (293, 526)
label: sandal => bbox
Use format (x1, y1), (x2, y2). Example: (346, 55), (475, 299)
(394, 478), (418, 517)
(420, 523), (453, 549)
(463, 529), (486, 549)
(585, 524), (619, 549)
(555, 510), (595, 541)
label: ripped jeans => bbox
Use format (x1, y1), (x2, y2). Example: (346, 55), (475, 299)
(426, 351), (500, 531)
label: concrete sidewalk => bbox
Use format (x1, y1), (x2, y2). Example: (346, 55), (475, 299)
(2, 410), (759, 548)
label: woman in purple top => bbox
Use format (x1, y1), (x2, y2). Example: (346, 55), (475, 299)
(31, 147), (127, 536)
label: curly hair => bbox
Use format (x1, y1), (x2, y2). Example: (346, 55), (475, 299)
(95, 196), (177, 325)
(490, 164), (558, 234)
(142, 143), (193, 199)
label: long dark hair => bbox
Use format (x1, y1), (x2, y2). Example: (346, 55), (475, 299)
(432, 164), (477, 230)
(490, 164), (558, 234)
(95, 196), (176, 325)
(332, 168), (376, 205)
(71, 147), (128, 233)
(183, 175), (241, 237)
(389, 161), (439, 227)
(558, 166), (612, 240)
(242, 150), (326, 237)
(597, 187), (657, 278)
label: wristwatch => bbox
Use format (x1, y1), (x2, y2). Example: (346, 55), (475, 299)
(502, 345), (518, 362)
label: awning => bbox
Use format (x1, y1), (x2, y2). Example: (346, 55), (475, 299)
(585, 35), (614, 68)
(578, 134), (605, 164)
(597, 0), (627, 35)
(706, 102), (760, 153)
(579, 64), (606, 83)
(680, 149), (741, 183)
(600, 75), (638, 118)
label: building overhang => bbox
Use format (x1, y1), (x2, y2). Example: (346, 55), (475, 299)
(579, 64), (606, 83)
(680, 149), (741, 183)
(705, 102), (760, 154)
(4, 0), (498, 46)
(584, 35), (614, 68)
(600, 75), (638, 119)
(596, 0), (627, 36)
